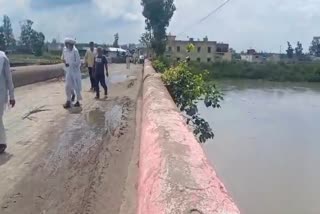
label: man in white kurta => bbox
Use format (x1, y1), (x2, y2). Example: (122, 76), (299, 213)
(0, 51), (15, 154)
(61, 38), (82, 109)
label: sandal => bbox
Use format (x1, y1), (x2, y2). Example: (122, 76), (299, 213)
(63, 101), (72, 109)
(74, 102), (81, 107)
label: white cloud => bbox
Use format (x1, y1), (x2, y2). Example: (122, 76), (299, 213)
(92, 0), (142, 21)
(169, 0), (320, 52)
(0, 0), (144, 44)
(1, 0), (320, 51)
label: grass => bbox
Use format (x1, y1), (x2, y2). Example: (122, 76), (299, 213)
(9, 53), (62, 67)
(189, 61), (320, 82)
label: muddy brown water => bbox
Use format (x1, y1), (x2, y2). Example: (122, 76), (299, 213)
(201, 80), (320, 214)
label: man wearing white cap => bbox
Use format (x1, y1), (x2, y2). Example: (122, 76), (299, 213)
(61, 38), (82, 108)
(0, 50), (15, 153)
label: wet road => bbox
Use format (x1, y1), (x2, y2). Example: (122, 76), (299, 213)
(0, 64), (142, 214)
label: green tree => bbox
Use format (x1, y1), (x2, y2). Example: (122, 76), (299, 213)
(295, 41), (303, 59)
(141, 0), (176, 56)
(113, 33), (119, 48)
(0, 27), (6, 50)
(286, 42), (294, 59)
(19, 19), (34, 50)
(139, 31), (153, 49)
(162, 61), (223, 143)
(31, 31), (45, 56)
(19, 19), (45, 55)
(309, 37), (320, 57)
(160, 44), (223, 143)
(3, 15), (15, 48)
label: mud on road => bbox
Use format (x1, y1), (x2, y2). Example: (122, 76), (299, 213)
(0, 64), (142, 214)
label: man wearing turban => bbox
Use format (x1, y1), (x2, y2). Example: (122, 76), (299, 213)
(61, 38), (82, 108)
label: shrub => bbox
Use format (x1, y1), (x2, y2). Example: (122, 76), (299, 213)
(162, 60), (223, 143)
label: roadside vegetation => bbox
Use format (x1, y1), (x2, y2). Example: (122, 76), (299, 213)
(161, 60), (223, 143)
(9, 53), (61, 67)
(140, 0), (224, 142)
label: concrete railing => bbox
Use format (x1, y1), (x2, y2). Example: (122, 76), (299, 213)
(11, 64), (64, 87)
(138, 60), (240, 214)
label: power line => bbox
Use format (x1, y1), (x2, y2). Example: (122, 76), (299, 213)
(177, 0), (232, 36)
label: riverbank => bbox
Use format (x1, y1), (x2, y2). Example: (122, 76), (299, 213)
(190, 61), (320, 82)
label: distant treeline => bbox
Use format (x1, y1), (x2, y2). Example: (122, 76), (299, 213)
(189, 61), (320, 82)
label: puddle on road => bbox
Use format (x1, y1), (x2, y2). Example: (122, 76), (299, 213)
(85, 105), (123, 135)
(105, 105), (123, 134)
(45, 104), (125, 174)
(86, 108), (105, 129)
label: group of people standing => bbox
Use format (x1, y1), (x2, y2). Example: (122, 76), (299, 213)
(0, 38), (111, 154)
(61, 38), (109, 109)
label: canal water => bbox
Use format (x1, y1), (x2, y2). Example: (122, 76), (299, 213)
(200, 80), (320, 214)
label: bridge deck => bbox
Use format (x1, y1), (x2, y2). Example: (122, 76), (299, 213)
(0, 64), (142, 214)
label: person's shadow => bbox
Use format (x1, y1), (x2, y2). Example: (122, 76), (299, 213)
(0, 153), (13, 166)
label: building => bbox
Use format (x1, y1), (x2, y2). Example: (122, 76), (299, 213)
(241, 54), (255, 62)
(240, 49), (263, 63)
(241, 49), (281, 63)
(107, 47), (127, 57)
(247, 49), (257, 55)
(165, 35), (232, 62)
(267, 54), (281, 62)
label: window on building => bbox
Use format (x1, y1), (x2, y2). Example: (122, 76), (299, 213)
(177, 46), (180, 52)
(177, 57), (181, 61)
(197, 58), (201, 62)
(197, 47), (201, 53)
(168, 46), (172, 52)
(208, 47), (211, 53)
(207, 58), (211, 62)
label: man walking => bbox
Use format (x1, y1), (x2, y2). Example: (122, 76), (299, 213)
(61, 38), (82, 108)
(125, 50), (131, 69)
(94, 47), (109, 99)
(0, 51), (15, 154)
(84, 41), (96, 91)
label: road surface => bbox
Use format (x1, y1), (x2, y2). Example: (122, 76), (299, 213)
(0, 64), (142, 214)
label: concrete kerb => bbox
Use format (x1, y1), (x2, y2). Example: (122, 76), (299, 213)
(138, 60), (240, 214)
(11, 64), (64, 87)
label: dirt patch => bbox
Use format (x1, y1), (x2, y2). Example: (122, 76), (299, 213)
(127, 80), (135, 88)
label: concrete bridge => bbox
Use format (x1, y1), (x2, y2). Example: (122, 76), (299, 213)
(0, 62), (240, 214)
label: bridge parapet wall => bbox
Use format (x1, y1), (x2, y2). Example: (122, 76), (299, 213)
(138, 60), (240, 214)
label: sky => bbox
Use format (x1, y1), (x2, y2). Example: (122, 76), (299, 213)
(0, 0), (320, 52)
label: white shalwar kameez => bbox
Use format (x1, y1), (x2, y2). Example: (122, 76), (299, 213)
(61, 46), (82, 101)
(0, 51), (14, 146)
